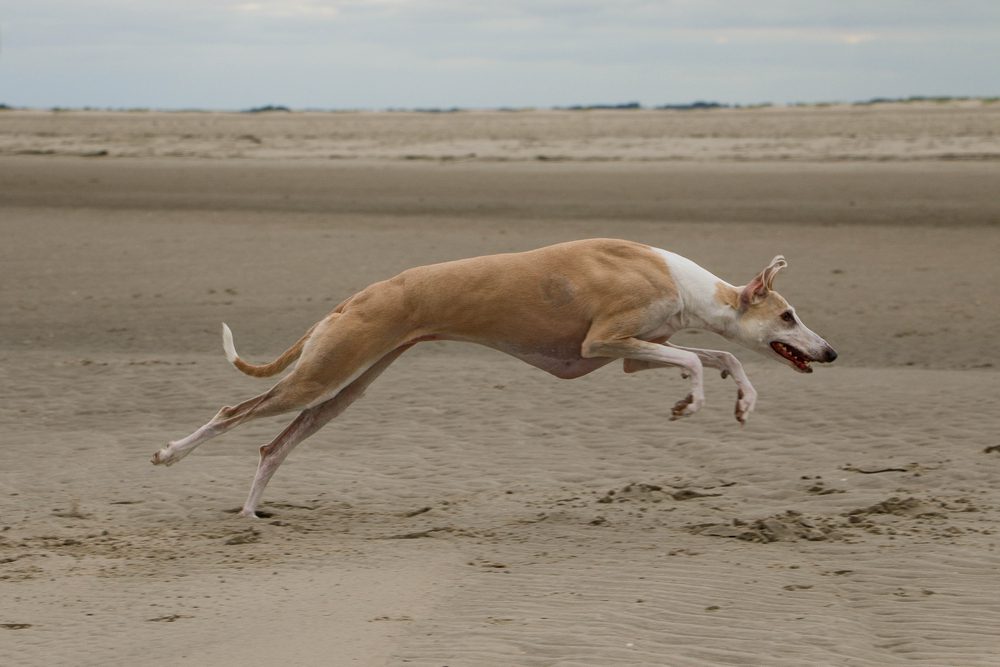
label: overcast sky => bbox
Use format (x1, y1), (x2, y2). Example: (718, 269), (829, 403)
(1, 1), (998, 109)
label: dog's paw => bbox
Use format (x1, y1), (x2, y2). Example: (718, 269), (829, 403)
(151, 444), (183, 466)
(734, 386), (757, 425)
(670, 393), (704, 420)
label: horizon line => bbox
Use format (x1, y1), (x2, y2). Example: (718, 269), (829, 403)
(2, 95), (998, 115)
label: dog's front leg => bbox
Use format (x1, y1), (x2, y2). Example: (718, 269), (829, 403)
(666, 344), (757, 424)
(583, 336), (705, 419)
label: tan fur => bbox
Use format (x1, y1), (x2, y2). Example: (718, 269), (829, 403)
(714, 282), (740, 310)
(744, 291), (791, 322)
(231, 324), (317, 377)
(288, 238), (682, 387)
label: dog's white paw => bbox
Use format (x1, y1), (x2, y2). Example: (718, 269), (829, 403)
(151, 443), (184, 466)
(237, 508), (260, 519)
(670, 392), (704, 420)
(735, 386), (757, 425)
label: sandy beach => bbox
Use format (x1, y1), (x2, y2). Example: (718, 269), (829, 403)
(2, 105), (999, 666)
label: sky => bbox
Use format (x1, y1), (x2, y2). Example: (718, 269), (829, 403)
(1, 1), (998, 110)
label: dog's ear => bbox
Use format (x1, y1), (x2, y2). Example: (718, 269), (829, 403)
(740, 255), (787, 307)
(761, 255), (787, 290)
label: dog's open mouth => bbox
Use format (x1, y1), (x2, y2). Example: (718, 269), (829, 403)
(771, 341), (813, 373)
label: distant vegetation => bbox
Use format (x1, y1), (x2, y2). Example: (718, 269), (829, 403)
(852, 95), (998, 106)
(4, 96), (996, 114)
(558, 101), (641, 111)
(557, 100), (759, 111)
(390, 107), (462, 113)
(656, 101), (729, 111)
(242, 105), (292, 113)
(788, 95), (998, 107)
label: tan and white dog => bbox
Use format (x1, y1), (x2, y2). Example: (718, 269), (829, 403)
(152, 238), (836, 517)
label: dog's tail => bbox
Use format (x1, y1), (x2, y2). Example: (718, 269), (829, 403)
(221, 322), (312, 378)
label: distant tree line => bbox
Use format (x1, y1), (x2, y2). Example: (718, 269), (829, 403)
(1, 96), (994, 113)
(242, 105), (292, 113)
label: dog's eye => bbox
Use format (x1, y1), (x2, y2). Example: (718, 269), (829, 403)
(781, 310), (795, 323)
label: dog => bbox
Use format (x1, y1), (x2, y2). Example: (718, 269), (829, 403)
(152, 238), (837, 517)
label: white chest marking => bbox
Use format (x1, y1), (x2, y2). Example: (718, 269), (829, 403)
(651, 247), (729, 332)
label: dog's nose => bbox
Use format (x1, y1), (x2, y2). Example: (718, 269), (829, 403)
(824, 347), (838, 363)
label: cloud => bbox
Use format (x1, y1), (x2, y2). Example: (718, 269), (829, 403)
(840, 33), (876, 45)
(230, 2), (342, 19)
(2, 0), (998, 108)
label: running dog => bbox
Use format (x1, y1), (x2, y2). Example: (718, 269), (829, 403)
(152, 239), (837, 517)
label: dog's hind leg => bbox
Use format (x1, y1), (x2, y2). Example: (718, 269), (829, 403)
(239, 344), (412, 518)
(152, 375), (325, 467)
(155, 303), (408, 470)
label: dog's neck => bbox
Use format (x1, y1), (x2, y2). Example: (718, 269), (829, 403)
(662, 251), (741, 339)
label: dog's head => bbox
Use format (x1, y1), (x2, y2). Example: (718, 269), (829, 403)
(732, 256), (837, 373)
